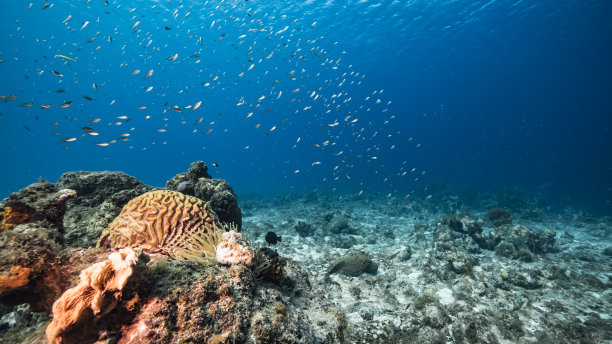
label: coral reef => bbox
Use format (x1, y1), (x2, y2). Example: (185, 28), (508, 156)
(166, 161), (242, 230)
(98, 190), (224, 263)
(46, 248), (139, 344)
(56, 171), (155, 247)
(3, 170), (611, 344)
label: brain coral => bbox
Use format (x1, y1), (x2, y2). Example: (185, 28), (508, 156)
(98, 190), (224, 262)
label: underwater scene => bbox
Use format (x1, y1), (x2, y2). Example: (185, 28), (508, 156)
(1, 0), (611, 343)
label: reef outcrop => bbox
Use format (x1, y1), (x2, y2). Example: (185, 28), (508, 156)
(0, 166), (342, 344)
(166, 161), (242, 230)
(56, 171), (155, 248)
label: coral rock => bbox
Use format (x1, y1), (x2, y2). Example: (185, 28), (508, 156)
(253, 247), (286, 283)
(98, 190), (225, 262)
(328, 249), (378, 277)
(57, 171), (155, 247)
(45, 248), (139, 344)
(488, 208), (512, 227)
(492, 224), (557, 260)
(166, 162), (242, 230)
(0, 179), (76, 234)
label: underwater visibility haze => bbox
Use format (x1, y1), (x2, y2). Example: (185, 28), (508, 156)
(1, 1), (612, 343)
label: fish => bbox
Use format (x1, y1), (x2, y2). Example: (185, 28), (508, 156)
(205, 128), (213, 134)
(55, 54), (77, 63)
(194, 117), (203, 125)
(266, 126), (276, 136)
(40, 104), (52, 109)
(130, 69), (140, 76)
(265, 231), (282, 245)
(131, 21), (140, 31)
(89, 118), (102, 123)
(20, 103), (34, 107)
(81, 21), (89, 30)
(191, 101), (202, 111)
(117, 137), (129, 141)
(144, 69), (154, 78)
(6, 95), (17, 102)
(171, 105), (181, 112)
(88, 131), (100, 136)
(145, 86), (153, 92)
(116, 115), (128, 119)
(51, 70), (63, 77)
(95, 142), (110, 146)
(56, 89), (65, 93)
(82, 96), (94, 101)
(157, 129), (167, 132)
(80, 126), (92, 131)
(58, 101), (73, 108)
(60, 137), (77, 143)
(212, 163), (219, 167)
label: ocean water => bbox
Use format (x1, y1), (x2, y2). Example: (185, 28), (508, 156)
(0, 0), (610, 214)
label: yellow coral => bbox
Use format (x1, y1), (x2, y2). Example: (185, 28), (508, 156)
(0, 205), (30, 232)
(0, 265), (31, 295)
(98, 190), (224, 263)
(46, 248), (138, 344)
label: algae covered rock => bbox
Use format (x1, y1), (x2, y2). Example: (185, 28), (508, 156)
(328, 249), (378, 277)
(0, 179), (76, 235)
(56, 171), (155, 247)
(492, 225), (557, 260)
(166, 161), (242, 230)
(487, 208), (512, 227)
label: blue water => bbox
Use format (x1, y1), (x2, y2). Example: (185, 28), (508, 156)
(0, 0), (610, 214)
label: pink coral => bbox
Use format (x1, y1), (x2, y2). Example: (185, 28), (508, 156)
(46, 248), (139, 344)
(215, 231), (253, 267)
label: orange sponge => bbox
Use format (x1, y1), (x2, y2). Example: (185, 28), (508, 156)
(46, 248), (138, 344)
(0, 265), (32, 295)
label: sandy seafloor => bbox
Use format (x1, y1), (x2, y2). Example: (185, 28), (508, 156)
(240, 191), (612, 343)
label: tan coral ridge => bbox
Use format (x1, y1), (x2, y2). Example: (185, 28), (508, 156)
(98, 190), (225, 263)
(46, 248), (139, 344)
